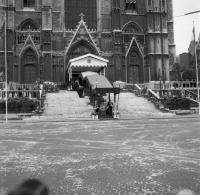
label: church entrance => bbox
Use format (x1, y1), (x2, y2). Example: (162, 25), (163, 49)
(21, 48), (38, 84)
(24, 64), (37, 84)
(67, 53), (108, 89)
(66, 40), (99, 83)
(127, 50), (143, 84)
(68, 40), (97, 60)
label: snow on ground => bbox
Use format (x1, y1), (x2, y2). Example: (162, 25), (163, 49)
(0, 117), (200, 195)
(0, 91), (199, 195)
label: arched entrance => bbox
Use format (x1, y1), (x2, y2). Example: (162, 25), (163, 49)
(127, 50), (143, 84)
(66, 40), (99, 83)
(67, 40), (98, 60)
(21, 48), (38, 84)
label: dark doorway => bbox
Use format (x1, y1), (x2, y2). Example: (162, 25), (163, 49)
(21, 48), (38, 84)
(128, 50), (143, 84)
(24, 64), (37, 84)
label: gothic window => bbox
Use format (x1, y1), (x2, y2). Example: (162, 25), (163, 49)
(161, 0), (166, 12)
(123, 24), (139, 34)
(162, 16), (167, 30)
(153, 0), (159, 12)
(129, 51), (139, 65)
(24, 0), (35, 8)
(114, 32), (121, 44)
(65, 0), (97, 29)
(123, 22), (143, 43)
(148, 0), (152, 11)
(147, 15), (154, 30)
(125, 0), (137, 11)
(20, 20), (37, 30)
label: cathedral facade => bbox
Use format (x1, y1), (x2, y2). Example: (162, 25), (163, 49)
(0, 0), (176, 84)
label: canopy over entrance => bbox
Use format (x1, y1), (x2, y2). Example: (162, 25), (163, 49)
(67, 53), (108, 81)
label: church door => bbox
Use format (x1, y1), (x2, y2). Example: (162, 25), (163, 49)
(66, 40), (98, 82)
(21, 48), (38, 84)
(128, 50), (142, 84)
(24, 64), (37, 84)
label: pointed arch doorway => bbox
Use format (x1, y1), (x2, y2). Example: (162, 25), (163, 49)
(128, 50), (142, 83)
(125, 38), (144, 84)
(67, 40), (98, 60)
(65, 40), (99, 83)
(21, 48), (39, 84)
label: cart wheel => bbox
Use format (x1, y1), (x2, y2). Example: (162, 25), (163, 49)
(116, 113), (120, 119)
(91, 113), (95, 119)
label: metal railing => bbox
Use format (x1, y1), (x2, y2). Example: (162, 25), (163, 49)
(0, 82), (43, 100)
(0, 90), (42, 100)
(184, 89), (198, 102)
(142, 81), (200, 91)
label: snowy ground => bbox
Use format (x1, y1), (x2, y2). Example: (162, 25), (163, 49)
(0, 117), (200, 195)
(0, 92), (200, 194)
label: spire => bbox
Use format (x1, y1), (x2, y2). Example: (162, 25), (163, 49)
(79, 13), (85, 22)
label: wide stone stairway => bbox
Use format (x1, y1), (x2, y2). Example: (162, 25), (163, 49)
(30, 91), (93, 121)
(28, 90), (173, 121)
(119, 92), (173, 119)
(44, 90), (93, 118)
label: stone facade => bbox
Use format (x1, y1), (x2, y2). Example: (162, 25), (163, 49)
(0, 0), (176, 84)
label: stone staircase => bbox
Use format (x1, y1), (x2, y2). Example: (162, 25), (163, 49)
(119, 92), (173, 119)
(26, 90), (173, 121)
(29, 91), (93, 121)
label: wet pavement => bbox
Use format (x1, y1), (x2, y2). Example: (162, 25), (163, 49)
(0, 92), (200, 195)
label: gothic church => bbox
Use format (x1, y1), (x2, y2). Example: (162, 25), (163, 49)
(0, 0), (176, 84)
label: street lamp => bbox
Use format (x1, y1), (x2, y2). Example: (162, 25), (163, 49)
(4, 0), (8, 123)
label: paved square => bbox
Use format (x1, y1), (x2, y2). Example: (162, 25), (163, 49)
(0, 117), (200, 195)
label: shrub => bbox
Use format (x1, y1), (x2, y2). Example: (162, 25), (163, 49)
(0, 97), (40, 113)
(161, 97), (190, 110)
(43, 81), (59, 93)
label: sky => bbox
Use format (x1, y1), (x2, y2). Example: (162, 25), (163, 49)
(173, 0), (200, 55)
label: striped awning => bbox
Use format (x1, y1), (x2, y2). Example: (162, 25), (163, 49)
(68, 53), (108, 73)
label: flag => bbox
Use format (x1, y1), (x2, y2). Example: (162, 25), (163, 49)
(188, 25), (196, 56)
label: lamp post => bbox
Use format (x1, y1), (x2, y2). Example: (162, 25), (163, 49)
(4, 0), (8, 123)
